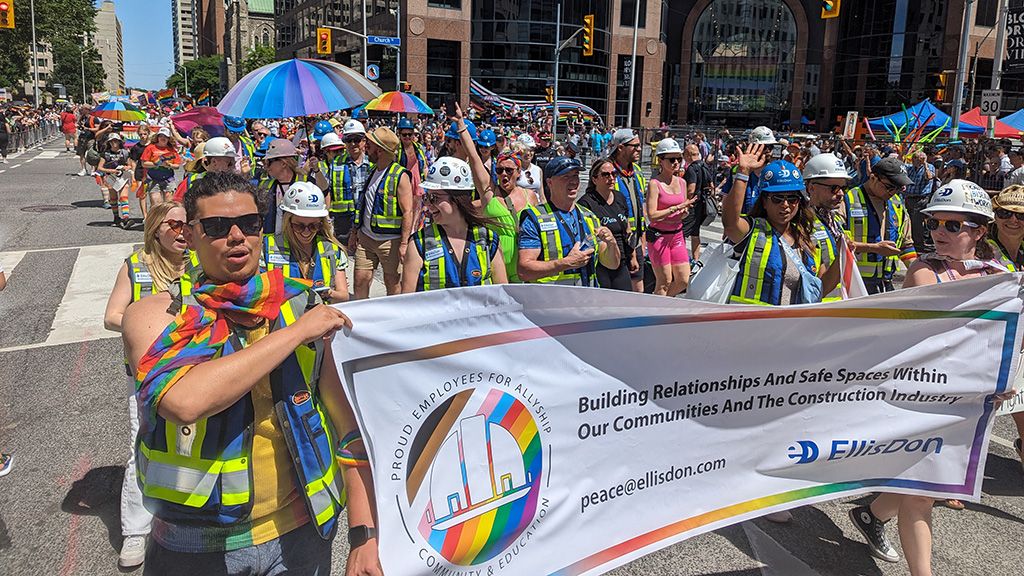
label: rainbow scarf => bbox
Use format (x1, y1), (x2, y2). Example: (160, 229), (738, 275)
(135, 269), (312, 431)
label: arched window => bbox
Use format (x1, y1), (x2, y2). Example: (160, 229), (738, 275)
(690, 0), (797, 122)
(263, 30), (270, 45)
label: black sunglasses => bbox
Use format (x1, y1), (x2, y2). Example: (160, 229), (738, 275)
(496, 167), (517, 175)
(662, 156), (684, 163)
(345, 136), (364, 144)
(291, 221), (320, 233)
(426, 192), (450, 204)
(924, 218), (980, 233)
(190, 213), (264, 238)
(811, 182), (845, 194)
(995, 208), (1024, 221)
(766, 194), (802, 205)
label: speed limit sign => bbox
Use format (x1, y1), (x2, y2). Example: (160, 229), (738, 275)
(981, 89), (1002, 116)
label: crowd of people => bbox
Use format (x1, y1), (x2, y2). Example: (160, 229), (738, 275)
(0, 96), (1007, 575)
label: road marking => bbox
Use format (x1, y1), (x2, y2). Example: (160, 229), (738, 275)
(45, 243), (135, 347)
(990, 434), (1014, 450)
(742, 520), (821, 576)
(10, 164), (20, 169)
(24, 157), (33, 163)
(37, 150), (59, 159)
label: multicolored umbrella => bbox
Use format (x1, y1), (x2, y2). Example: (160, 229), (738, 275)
(362, 91), (434, 114)
(217, 58), (381, 119)
(90, 101), (148, 122)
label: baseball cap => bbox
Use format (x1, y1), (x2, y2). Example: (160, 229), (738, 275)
(871, 157), (913, 186)
(543, 156), (582, 179)
(157, 127), (172, 138)
(609, 128), (638, 151)
(945, 158), (967, 169)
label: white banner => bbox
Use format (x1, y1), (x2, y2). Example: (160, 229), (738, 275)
(331, 275), (1023, 576)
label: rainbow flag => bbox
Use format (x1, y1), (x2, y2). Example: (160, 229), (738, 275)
(157, 88), (176, 101)
(197, 89), (210, 106)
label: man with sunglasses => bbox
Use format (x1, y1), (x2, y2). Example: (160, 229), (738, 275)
(351, 127), (414, 298)
(397, 117), (428, 188)
(904, 150), (936, 253)
(121, 171), (381, 576)
(803, 153), (853, 300)
(608, 128), (648, 291)
(842, 157), (916, 294)
(223, 116), (256, 177)
(315, 125), (370, 249)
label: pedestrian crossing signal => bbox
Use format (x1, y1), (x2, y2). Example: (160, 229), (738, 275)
(545, 87), (554, 103)
(0, 2), (14, 29)
(582, 14), (594, 57)
(821, 0), (840, 18)
(316, 28), (332, 55)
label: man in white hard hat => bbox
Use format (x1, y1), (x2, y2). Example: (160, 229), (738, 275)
(804, 152), (853, 300)
(315, 123), (371, 248)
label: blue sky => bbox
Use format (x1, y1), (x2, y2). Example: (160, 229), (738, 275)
(102, 0), (173, 89)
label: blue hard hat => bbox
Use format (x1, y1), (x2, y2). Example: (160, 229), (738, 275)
(313, 120), (333, 140)
(397, 117), (415, 130)
(224, 116), (246, 133)
(254, 137), (275, 158)
(477, 129), (497, 147)
(445, 119), (477, 142)
(759, 160), (805, 195)
(543, 156), (582, 179)
(352, 108), (367, 119)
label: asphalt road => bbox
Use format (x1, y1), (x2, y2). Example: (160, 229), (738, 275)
(1, 140), (1023, 575)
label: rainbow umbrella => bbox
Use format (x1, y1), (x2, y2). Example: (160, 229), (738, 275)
(363, 91), (434, 114)
(90, 101), (148, 122)
(217, 58), (381, 119)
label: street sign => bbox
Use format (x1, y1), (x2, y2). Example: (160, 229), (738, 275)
(368, 36), (401, 46)
(366, 64), (380, 81)
(545, 76), (555, 87)
(981, 89), (1002, 117)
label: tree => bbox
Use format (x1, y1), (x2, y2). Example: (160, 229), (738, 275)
(242, 43), (276, 75)
(0, 0), (97, 95)
(47, 38), (106, 101)
(166, 55), (222, 101)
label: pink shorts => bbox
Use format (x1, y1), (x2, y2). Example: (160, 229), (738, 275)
(648, 230), (690, 266)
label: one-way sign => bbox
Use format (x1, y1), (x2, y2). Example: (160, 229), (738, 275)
(368, 36), (401, 46)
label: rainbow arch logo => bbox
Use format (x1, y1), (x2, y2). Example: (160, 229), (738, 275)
(407, 388), (543, 566)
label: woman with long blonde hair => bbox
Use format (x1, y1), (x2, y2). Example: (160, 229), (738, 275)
(102, 200), (189, 569)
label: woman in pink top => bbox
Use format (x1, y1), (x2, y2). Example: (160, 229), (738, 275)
(645, 138), (695, 296)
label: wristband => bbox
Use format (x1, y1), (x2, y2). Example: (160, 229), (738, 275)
(349, 525), (377, 548)
(734, 173), (749, 182)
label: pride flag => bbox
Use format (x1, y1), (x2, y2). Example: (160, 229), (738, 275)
(157, 88), (176, 101)
(197, 89), (210, 106)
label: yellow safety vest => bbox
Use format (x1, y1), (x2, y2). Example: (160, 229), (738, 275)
(357, 162), (409, 234)
(988, 238), (1022, 272)
(523, 202), (601, 286)
(612, 162), (647, 235)
(844, 186), (909, 281)
(415, 223), (497, 290)
(263, 233), (341, 291)
(731, 218), (821, 306)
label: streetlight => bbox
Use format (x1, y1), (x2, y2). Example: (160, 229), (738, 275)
(80, 42), (87, 104)
(174, 63), (189, 96)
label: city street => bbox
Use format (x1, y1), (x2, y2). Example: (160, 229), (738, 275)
(2, 140), (1024, 575)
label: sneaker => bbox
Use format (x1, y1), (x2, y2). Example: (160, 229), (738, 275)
(119, 217), (133, 230)
(1015, 438), (1023, 472)
(0, 453), (12, 477)
(119, 535), (147, 568)
(764, 510), (792, 523)
(76, 169), (86, 177)
(849, 505), (899, 562)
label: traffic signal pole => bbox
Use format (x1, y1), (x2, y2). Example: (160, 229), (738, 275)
(951, 0), (975, 140)
(987, 0), (1008, 138)
(553, 2), (561, 142)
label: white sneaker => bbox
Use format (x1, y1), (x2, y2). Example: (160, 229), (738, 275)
(76, 169), (86, 177)
(119, 535), (147, 568)
(764, 510), (793, 523)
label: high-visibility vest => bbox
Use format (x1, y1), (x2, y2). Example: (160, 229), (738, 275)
(136, 274), (344, 536)
(612, 162), (647, 235)
(731, 218), (821, 306)
(399, 142), (428, 181)
(263, 233), (340, 291)
(522, 202), (601, 286)
(988, 238), (1022, 272)
(239, 136), (256, 177)
(355, 162), (409, 235)
(811, 216), (840, 302)
(127, 251), (200, 302)
(322, 156), (361, 213)
(413, 223), (498, 290)
(843, 186), (908, 281)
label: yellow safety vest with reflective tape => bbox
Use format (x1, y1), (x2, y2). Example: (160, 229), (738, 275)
(357, 162), (409, 234)
(844, 186), (908, 281)
(524, 202), (601, 286)
(263, 233), (341, 291)
(989, 238), (1022, 272)
(323, 156), (360, 213)
(731, 218), (821, 306)
(811, 217), (840, 303)
(127, 251), (201, 302)
(416, 223), (497, 290)
(612, 162), (647, 235)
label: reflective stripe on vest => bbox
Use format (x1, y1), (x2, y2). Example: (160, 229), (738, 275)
(128, 252), (157, 302)
(812, 219), (841, 302)
(264, 233), (338, 291)
(524, 202), (600, 285)
(367, 163), (409, 234)
(417, 223), (495, 290)
(137, 280), (344, 535)
(326, 157), (356, 213)
(612, 162), (647, 233)
(731, 218), (821, 306)
(989, 238), (1021, 272)
(844, 186), (907, 280)
(400, 142), (428, 180)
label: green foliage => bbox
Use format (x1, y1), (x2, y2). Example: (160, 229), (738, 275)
(48, 38), (106, 100)
(242, 43), (277, 75)
(0, 0), (97, 94)
(166, 55), (222, 100)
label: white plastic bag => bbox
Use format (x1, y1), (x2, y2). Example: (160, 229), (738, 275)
(685, 242), (739, 304)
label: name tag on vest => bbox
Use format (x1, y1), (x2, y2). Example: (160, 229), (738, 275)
(424, 246), (445, 261)
(539, 220), (559, 232)
(849, 208), (867, 218)
(267, 253), (289, 265)
(814, 229), (830, 241)
(133, 270), (153, 284)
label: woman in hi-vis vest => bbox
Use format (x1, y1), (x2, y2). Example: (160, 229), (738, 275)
(103, 201), (189, 569)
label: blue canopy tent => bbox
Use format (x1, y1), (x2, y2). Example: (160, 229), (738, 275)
(868, 99), (984, 135)
(1000, 109), (1024, 131)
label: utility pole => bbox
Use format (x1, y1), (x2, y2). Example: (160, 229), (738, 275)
(30, 0), (38, 105)
(362, 0), (367, 72)
(988, 0), (1009, 138)
(81, 42), (87, 104)
(951, 0), (975, 140)
(553, 2), (561, 141)
(626, 0), (641, 127)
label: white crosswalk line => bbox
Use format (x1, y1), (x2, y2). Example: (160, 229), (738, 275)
(45, 243), (136, 346)
(37, 151), (59, 159)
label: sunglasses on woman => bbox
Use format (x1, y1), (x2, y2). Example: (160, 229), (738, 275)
(662, 156), (683, 163)
(189, 213), (264, 238)
(496, 167), (518, 175)
(597, 169), (617, 178)
(995, 208), (1024, 221)
(766, 194), (802, 205)
(924, 218), (980, 233)
(426, 192), (450, 204)
(162, 219), (185, 233)
(291, 221), (320, 233)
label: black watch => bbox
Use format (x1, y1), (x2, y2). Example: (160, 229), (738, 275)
(348, 525), (377, 548)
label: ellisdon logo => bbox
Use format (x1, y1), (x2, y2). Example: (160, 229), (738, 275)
(788, 437), (944, 464)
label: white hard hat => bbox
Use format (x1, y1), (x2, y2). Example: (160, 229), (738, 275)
(517, 134), (537, 149)
(107, 132), (123, 142)
(343, 119), (366, 136)
(280, 181), (329, 218)
(749, 126), (777, 145)
(320, 132), (344, 148)
(422, 156), (474, 191)
(654, 138), (682, 156)
(922, 179), (994, 222)
(802, 153), (850, 181)
(203, 136), (237, 158)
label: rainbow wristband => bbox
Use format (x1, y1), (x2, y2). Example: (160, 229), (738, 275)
(337, 431), (370, 467)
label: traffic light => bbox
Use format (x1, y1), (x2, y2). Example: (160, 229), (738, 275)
(0, 1), (14, 29)
(582, 14), (594, 57)
(399, 81), (411, 92)
(821, 0), (840, 18)
(316, 28), (332, 55)
(935, 72), (950, 102)
(545, 87), (554, 103)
